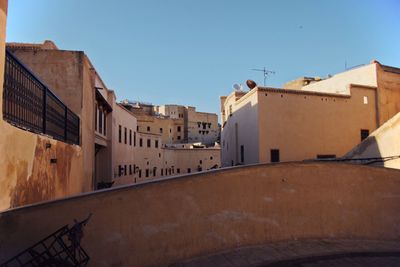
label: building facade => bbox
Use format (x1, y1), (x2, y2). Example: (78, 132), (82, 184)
(220, 61), (400, 167)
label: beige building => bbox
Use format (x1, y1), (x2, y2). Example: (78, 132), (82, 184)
(124, 102), (219, 146)
(0, 5), (88, 210)
(7, 42), (115, 189)
(112, 101), (220, 187)
(220, 61), (400, 167)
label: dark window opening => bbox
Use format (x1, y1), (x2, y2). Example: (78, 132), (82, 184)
(177, 168), (180, 174)
(147, 139), (151, 148)
(361, 129), (369, 142)
(147, 126), (150, 132)
(240, 145), (244, 163)
(139, 170), (142, 178)
(124, 127), (127, 144)
(129, 130), (132, 145)
(271, 149), (280, 163)
(155, 140), (159, 148)
(317, 154), (336, 159)
(177, 126), (181, 132)
(134, 132), (136, 146)
(146, 169), (149, 177)
(140, 138), (143, 147)
(118, 125), (122, 143)
(160, 128), (163, 133)
(187, 168), (191, 173)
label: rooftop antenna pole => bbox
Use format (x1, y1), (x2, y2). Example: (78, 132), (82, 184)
(251, 67), (275, 86)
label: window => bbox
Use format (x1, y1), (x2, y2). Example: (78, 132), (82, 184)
(271, 149), (280, 163)
(103, 112), (106, 135)
(99, 110), (103, 133)
(169, 128), (172, 133)
(187, 168), (191, 173)
(361, 129), (369, 141)
(95, 106), (98, 131)
(129, 130), (132, 145)
(202, 123), (206, 129)
(177, 168), (180, 174)
(177, 136), (181, 140)
(153, 167), (157, 177)
(160, 128), (163, 133)
(118, 165), (123, 177)
(129, 165), (132, 175)
(134, 132), (136, 146)
(177, 126), (181, 132)
(240, 145), (244, 163)
(317, 155), (336, 159)
(147, 126), (150, 132)
(140, 138), (143, 147)
(147, 139), (151, 148)
(133, 164), (136, 174)
(139, 170), (142, 178)
(146, 169), (149, 177)
(159, 153), (161, 158)
(161, 169), (164, 176)
(124, 127), (127, 144)
(199, 160), (202, 164)
(137, 126), (139, 131)
(155, 140), (159, 148)
(124, 165), (127, 175)
(118, 125), (122, 143)
(363, 96), (368, 104)
(210, 156), (213, 160)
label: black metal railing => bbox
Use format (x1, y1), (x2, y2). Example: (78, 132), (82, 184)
(3, 49), (80, 145)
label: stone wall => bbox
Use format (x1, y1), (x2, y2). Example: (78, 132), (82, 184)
(1, 163), (400, 266)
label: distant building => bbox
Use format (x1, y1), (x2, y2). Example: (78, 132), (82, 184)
(122, 102), (219, 146)
(220, 61), (400, 167)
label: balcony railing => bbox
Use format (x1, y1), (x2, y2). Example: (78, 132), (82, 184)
(2, 49), (80, 145)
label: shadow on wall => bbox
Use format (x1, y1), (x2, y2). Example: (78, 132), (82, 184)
(221, 95), (259, 167)
(1, 162), (400, 267)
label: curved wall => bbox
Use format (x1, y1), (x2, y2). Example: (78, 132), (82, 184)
(1, 162), (400, 266)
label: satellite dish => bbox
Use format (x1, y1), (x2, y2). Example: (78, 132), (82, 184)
(246, 79), (257, 89)
(233, 83), (242, 91)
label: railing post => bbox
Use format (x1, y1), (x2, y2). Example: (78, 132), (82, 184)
(43, 87), (47, 134)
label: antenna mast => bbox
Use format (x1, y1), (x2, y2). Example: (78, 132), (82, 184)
(251, 67), (275, 86)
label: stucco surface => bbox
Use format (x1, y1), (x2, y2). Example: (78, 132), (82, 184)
(1, 163), (400, 267)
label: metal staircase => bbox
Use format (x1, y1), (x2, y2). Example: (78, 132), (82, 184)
(1, 214), (92, 267)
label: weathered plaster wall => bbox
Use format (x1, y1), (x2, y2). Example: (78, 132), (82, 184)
(344, 112), (400, 169)
(376, 64), (400, 125)
(1, 163), (400, 267)
(0, 4), (86, 211)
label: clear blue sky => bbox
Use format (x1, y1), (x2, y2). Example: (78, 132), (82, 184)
(6, 0), (400, 116)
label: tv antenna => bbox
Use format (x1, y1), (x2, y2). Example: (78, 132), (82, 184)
(251, 67), (275, 86)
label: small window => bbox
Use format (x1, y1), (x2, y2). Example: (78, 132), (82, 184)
(177, 168), (180, 174)
(317, 155), (336, 159)
(177, 126), (181, 132)
(155, 140), (159, 148)
(140, 138), (143, 147)
(361, 129), (369, 141)
(118, 125), (122, 143)
(177, 136), (181, 140)
(118, 165), (123, 177)
(134, 132), (136, 146)
(147, 139), (151, 148)
(271, 149), (280, 163)
(147, 126), (150, 132)
(210, 156), (213, 160)
(124, 165), (127, 176)
(146, 169), (149, 177)
(103, 112), (107, 135)
(363, 96), (368, 104)
(139, 170), (142, 178)
(170, 128), (172, 133)
(153, 167), (157, 177)
(129, 130), (132, 145)
(199, 160), (202, 164)
(129, 165), (132, 175)
(161, 169), (164, 176)
(124, 127), (127, 144)
(160, 128), (163, 133)
(240, 145), (244, 163)
(187, 168), (191, 173)
(137, 126), (139, 131)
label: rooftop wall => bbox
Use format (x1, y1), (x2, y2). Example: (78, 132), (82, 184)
(1, 163), (400, 266)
